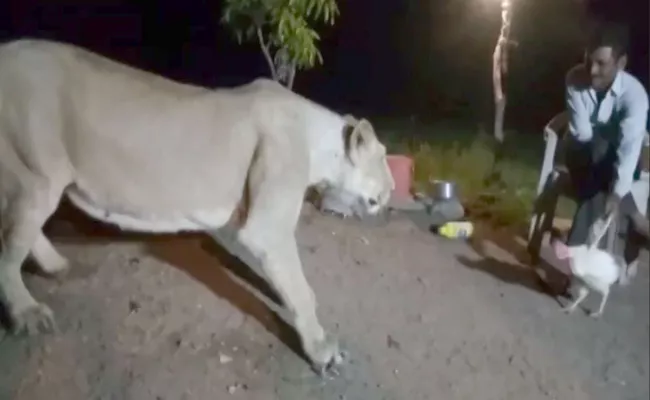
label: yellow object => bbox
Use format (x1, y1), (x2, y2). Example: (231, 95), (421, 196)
(437, 221), (474, 239)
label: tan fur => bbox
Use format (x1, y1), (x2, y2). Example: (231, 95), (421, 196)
(0, 39), (394, 368)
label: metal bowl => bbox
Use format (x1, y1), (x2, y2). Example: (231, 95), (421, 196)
(430, 180), (457, 201)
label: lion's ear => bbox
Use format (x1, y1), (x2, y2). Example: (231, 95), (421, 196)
(343, 117), (374, 164)
(343, 114), (358, 126)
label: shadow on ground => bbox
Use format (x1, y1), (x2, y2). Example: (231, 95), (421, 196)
(37, 199), (306, 361)
(456, 255), (547, 293)
(147, 236), (305, 361)
(2, 203), (647, 400)
(463, 224), (571, 299)
(397, 207), (571, 299)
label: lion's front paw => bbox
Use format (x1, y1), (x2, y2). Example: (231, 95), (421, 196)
(306, 335), (346, 377)
(10, 303), (56, 336)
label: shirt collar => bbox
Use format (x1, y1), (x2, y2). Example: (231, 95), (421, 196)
(588, 70), (624, 102)
(609, 70), (624, 96)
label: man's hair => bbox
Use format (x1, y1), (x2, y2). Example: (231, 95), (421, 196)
(587, 21), (630, 58)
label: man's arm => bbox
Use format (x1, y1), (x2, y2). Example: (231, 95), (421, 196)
(566, 67), (593, 142)
(613, 88), (649, 198)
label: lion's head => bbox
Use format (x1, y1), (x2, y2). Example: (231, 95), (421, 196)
(320, 115), (395, 217)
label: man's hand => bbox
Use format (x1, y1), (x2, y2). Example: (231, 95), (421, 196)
(605, 193), (621, 216)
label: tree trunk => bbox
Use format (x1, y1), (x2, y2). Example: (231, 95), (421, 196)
(256, 27), (278, 81)
(492, 0), (512, 144)
(255, 30), (297, 91)
(492, 41), (506, 144)
(285, 61), (297, 90)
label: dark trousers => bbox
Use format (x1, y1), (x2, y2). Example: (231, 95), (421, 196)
(565, 138), (642, 266)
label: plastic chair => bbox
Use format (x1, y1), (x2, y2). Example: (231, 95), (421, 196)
(527, 111), (650, 263)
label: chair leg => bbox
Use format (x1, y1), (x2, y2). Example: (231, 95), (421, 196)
(528, 209), (542, 246)
(527, 201), (546, 264)
(528, 178), (560, 264)
(542, 191), (559, 237)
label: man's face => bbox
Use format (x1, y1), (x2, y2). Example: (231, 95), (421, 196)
(585, 46), (626, 91)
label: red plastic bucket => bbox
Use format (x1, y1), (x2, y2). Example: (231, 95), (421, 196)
(386, 155), (414, 201)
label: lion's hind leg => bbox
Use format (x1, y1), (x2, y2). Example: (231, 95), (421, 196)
(0, 180), (65, 335)
(29, 232), (71, 277)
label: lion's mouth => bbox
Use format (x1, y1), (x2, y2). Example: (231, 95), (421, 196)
(318, 186), (386, 219)
(350, 197), (383, 218)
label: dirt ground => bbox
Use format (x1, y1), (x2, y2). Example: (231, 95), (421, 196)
(0, 203), (648, 400)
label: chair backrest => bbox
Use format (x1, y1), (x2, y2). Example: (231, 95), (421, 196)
(544, 111), (569, 139)
(542, 111), (570, 170)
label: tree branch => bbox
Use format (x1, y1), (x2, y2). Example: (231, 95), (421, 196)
(286, 60), (297, 90)
(256, 26), (277, 80)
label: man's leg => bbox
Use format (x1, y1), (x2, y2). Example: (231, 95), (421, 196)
(565, 138), (616, 246)
(629, 210), (649, 240)
(567, 192), (607, 246)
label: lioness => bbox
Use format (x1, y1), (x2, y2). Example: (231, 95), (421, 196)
(0, 39), (394, 371)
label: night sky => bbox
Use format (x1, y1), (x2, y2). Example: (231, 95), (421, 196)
(1, 0), (648, 132)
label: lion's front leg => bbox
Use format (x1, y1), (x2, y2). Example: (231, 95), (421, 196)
(237, 228), (342, 371)
(232, 144), (344, 372)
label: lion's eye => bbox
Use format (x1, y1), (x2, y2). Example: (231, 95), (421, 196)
(368, 198), (378, 206)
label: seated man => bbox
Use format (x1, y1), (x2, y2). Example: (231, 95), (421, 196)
(564, 21), (649, 283)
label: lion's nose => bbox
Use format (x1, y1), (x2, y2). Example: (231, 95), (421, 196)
(368, 198), (378, 207)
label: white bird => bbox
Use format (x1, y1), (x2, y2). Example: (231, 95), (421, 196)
(552, 212), (624, 318)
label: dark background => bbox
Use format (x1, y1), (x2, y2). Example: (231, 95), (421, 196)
(0, 0), (647, 133)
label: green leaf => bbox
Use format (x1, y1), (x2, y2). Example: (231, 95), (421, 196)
(306, 0), (316, 17)
(221, 0), (338, 76)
